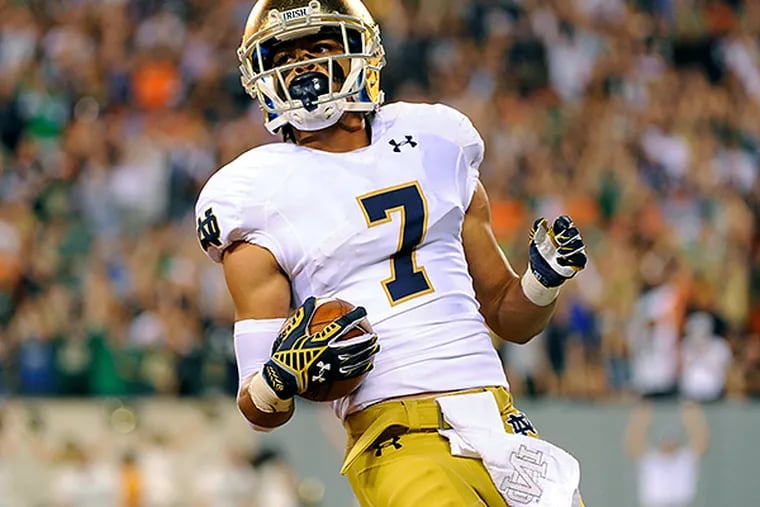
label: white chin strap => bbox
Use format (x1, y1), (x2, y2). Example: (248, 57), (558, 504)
(281, 98), (348, 132)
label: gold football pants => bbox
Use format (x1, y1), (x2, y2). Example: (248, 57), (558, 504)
(342, 386), (585, 507)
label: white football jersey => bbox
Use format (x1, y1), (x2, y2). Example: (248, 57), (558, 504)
(195, 102), (508, 418)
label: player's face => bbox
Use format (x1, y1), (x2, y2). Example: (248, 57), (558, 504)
(271, 35), (350, 91)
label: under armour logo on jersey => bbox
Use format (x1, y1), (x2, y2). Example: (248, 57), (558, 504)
(197, 208), (222, 251)
(389, 136), (417, 152)
(507, 413), (536, 436)
(373, 435), (403, 456)
(312, 361), (331, 383)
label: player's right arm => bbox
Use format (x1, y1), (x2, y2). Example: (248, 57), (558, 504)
(194, 161), (297, 430)
(196, 159), (377, 431)
(223, 241), (378, 430)
(222, 241), (295, 429)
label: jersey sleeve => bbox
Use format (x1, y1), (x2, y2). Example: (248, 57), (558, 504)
(194, 165), (286, 266)
(430, 104), (485, 209)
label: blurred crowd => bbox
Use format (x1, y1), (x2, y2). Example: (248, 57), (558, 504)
(0, 399), (318, 507)
(0, 0), (759, 403)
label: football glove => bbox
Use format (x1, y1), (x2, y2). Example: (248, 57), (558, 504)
(261, 296), (379, 400)
(528, 215), (587, 288)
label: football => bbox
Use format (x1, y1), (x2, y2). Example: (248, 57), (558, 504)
(300, 297), (373, 402)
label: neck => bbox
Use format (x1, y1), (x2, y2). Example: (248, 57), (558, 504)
(293, 113), (371, 153)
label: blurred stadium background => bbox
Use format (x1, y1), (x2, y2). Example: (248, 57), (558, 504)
(1, 0), (759, 505)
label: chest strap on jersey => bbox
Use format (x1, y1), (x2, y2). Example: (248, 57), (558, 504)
(340, 386), (511, 475)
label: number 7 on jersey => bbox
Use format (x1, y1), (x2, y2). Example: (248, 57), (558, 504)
(357, 182), (434, 306)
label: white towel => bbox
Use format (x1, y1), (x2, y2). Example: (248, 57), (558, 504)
(436, 392), (581, 507)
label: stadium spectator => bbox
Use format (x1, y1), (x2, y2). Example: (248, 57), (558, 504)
(625, 261), (682, 399)
(49, 440), (117, 507)
(624, 401), (710, 507)
(742, 332), (760, 398)
(249, 447), (301, 507)
(192, 444), (256, 507)
(0, 404), (19, 507)
(678, 311), (732, 402)
(118, 450), (142, 507)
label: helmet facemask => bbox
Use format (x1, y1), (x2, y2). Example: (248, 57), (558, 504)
(238, 1), (386, 134)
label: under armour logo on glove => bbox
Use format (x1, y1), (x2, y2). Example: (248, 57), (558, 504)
(311, 361), (331, 383)
(389, 136), (417, 152)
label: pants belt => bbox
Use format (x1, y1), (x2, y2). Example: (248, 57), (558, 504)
(340, 386), (511, 475)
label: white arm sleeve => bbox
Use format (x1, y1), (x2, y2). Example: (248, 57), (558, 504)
(233, 318), (287, 390)
(234, 318), (288, 432)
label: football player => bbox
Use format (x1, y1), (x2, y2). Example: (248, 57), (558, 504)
(195, 1), (588, 505)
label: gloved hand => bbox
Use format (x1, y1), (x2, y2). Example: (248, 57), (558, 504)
(528, 215), (587, 288)
(262, 296), (379, 400)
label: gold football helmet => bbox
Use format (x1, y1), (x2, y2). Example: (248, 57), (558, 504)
(238, 0), (386, 134)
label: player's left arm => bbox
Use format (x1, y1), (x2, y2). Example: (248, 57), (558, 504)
(462, 181), (587, 344)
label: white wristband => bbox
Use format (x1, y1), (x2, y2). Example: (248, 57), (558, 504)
(521, 268), (561, 307)
(247, 372), (294, 414)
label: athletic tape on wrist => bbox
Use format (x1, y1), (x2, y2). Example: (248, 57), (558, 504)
(521, 267), (561, 306)
(248, 371), (294, 414)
